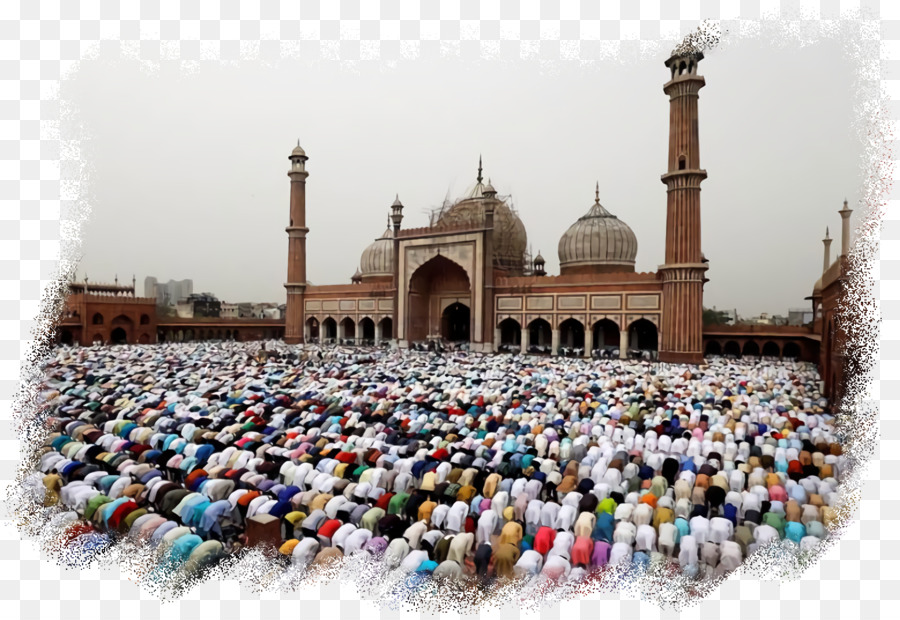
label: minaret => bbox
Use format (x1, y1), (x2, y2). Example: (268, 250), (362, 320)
(822, 227), (832, 273)
(658, 51), (708, 365)
(390, 195), (404, 346)
(839, 199), (852, 258)
(284, 141), (309, 345)
(482, 177), (496, 352)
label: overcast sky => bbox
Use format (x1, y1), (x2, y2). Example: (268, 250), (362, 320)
(66, 38), (862, 317)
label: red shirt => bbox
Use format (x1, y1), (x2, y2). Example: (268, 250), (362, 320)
(534, 526), (557, 555)
(317, 518), (342, 541)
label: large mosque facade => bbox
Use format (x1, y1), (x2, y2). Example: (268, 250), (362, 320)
(285, 50), (711, 364)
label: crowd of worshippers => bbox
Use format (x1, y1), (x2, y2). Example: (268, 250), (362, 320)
(31, 341), (846, 584)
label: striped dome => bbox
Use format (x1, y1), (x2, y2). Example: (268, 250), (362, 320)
(359, 224), (394, 278)
(557, 188), (637, 273)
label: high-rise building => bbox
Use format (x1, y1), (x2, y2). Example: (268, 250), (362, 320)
(144, 277), (194, 306)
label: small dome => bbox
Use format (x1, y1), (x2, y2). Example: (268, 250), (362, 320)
(291, 142), (307, 158)
(558, 185), (637, 274)
(359, 222), (394, 278)
(533, 251), (545, 265)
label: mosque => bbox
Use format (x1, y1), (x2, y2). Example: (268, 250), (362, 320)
(56, 48), (852, 403)
(287, 50), (713, 363)
(285, 49), (849, 377)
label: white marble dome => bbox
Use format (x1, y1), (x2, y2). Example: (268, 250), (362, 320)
(558, 188), (638, 273)
(359, 223), (394, 278)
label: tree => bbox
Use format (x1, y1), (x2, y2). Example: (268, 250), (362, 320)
(703, 307), (732, 326)
(156, 304), (176, 318)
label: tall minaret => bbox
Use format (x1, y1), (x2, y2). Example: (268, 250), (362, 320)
(390, 194), (404, 346)
(658, 51), (708, 365)
(823, 227), (832, 273)
(839, 198), (853, 258)
(284, 141), (309, 345)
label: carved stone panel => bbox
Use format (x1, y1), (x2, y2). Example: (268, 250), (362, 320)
(558, 295), (586, 310)
(526, 296), (554, 311)
(591, 295), (621, 310)
(627, 294), (660, 310)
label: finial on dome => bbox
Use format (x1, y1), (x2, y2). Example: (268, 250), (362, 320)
(825, 227), (830, 239)
(477, 155), (483, 184)
(392, 194), (402, 207)
(595, 181), (600, 203)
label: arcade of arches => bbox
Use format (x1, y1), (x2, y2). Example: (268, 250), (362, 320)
(704, 337), (806, 360)
(497, 316), (660, 359)
(156, 326), (284, 344)
(305, 315), (392, 345)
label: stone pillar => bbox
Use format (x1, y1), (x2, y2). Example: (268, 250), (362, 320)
(619, 329), (628, 359)
(494, 328), (501, 352)
(551, 328), (560, 357)
(355, 320), (363, 345)
(374, 321), (382, 344)
(522, 323), (531, 354)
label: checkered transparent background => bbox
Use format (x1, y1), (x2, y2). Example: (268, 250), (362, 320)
(0, 1), (896, 618)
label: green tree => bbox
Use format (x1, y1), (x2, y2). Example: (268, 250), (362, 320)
(156, 304), (176, 318)
(703, 307), (731, 326)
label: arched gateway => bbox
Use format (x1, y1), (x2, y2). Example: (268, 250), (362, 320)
(406, 255), (471, 344)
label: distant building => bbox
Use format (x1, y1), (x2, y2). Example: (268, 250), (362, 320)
(740, 312), (788, 326)
(174, 302), (193, 318)
(187, 293), (221, 318)
(251, 302), (281, 319)
(237, 303), (254, 318)
(788, 308), (814, 326)
(220, 303), (239, 318)
(144, 276), (193, 306)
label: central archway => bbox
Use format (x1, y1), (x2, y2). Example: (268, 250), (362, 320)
(407, 255), (471, 343)
(110, 314), (134, 345)
(441, 303), (470, 342)
(111, 327), (128, 344)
